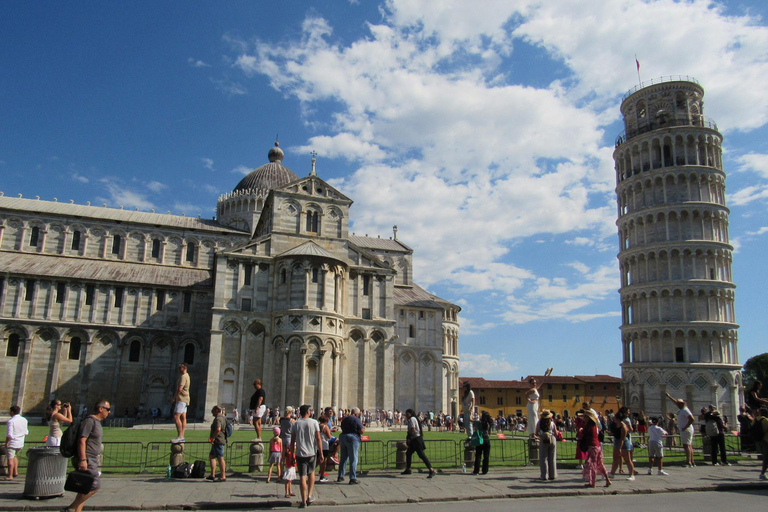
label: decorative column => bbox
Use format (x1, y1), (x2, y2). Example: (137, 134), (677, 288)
(317, 349), (326, 409)
(236, 329), (247, 415)
(281, 346), (289, 409)
(15, 335), (32, 409)
(331, 351), (339, 408)
(204, 330), (224, 421)
(298, 348), (308, 405)
(48, 337), (64, 400)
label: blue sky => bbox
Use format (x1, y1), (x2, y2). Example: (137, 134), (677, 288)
(3, 1), (768, 380)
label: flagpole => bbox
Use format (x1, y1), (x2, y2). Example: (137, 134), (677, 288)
(635, 55), (641, 84)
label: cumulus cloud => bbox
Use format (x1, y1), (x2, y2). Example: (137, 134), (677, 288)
(735, 152), (768, 179)
(231, 165), (252, 175)
(227, 0), (768, 325)
(71, 173), (89, 183)
(146, 181), (167, 193)
(98, 177), (156, 211)
(460, 353), (518, 377)
(201, 158), (215, 171)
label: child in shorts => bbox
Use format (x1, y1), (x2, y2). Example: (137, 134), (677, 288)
(647, 416), (669, 475)
(266, 427), (283, 483)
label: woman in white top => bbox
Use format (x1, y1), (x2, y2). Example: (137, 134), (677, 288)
(45, 399), (73, 446)
(526, 378), (540, 436)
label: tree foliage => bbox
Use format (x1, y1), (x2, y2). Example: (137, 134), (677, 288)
(743, 353), (768, 394)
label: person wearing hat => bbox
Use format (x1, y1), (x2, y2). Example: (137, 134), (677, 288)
(580, 409), (611, 487)
(535, 409), (559, 481)
(704, 406), (730, 466)
(665, 392), (695, 467)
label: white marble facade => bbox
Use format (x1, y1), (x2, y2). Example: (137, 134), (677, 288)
(614, 78), (742, 421)
(0, 144), (460, 419)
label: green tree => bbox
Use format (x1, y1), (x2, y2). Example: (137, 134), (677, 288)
(743, 353), (768, 394)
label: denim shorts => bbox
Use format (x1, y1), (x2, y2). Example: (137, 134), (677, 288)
(209, 443), (225, 459)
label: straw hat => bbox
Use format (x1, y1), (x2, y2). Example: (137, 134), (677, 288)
(540, 409), (553, 419)
(584, 409), (600, 426)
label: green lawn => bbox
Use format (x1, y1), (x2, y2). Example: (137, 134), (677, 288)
(11, 424), (747, 475)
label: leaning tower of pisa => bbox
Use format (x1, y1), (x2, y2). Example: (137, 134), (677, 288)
(614, 77), (742, 420)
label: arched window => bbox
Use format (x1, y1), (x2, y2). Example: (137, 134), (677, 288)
(306, 211), (319, 233)
(186, 242), (196, 263)
(183, 343), (195, 365)
(151, 239), (161, 259)
(409, 325), (415, 338)
(6, 333), (20, 357)
(281, 268), (287, 284)
(128, 340), (141, 362)
(112, 234), (121, 254)
(29, 226), (40, 247)
(71, 230), (81, 251)
(68, 337), (82, 360)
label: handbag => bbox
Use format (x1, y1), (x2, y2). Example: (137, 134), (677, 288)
(65, 470), (96, 494)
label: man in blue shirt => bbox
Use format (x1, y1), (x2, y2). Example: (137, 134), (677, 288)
(337, 407), (364, 484)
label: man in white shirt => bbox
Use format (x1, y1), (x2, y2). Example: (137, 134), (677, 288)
(666, 393), (696, 467)
(5, 405), (29, 481)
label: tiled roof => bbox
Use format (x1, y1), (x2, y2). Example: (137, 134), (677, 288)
(0, 251), (212, 288)
(394, 283), (457, 310)
(277, 241), (337, 260)
(349, 235), (412, 252)
(460, 375), (622, 389)
(0, 196), (246, 234)
(574, 375), (623, 383)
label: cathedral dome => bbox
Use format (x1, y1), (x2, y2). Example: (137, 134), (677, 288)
(233, 142), (300, 193)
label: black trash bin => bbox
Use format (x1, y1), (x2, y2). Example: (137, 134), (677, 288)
(23, 446), (68, 499)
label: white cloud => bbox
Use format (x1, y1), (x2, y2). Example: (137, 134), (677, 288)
(174, 202), (203, 215)
(187, 57), (210, 68)
(232, 165), (252, 175)
(203, 184), (219, 195)
(729, 184), (768, 206)
(459, 353), (518, 377)
(98, 178), (156, 211)
(71, 173), (89, 183)
(211, 78), (247, 95)
(229, 1), (768, 325)
(146, 181), (167, 193)
(736, 152), (768, 179)
(201, 158), (215, 171)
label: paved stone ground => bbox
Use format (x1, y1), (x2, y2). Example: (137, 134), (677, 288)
(2, 461), (767, 510)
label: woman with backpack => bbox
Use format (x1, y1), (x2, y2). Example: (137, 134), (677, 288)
(472, 411), (492, 475)
(535, 409), (559, 481)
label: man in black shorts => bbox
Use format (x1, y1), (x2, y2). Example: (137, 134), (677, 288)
(290, 405), (324, 508)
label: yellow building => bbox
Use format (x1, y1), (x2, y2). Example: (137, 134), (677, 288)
(460, 374), (622, 419)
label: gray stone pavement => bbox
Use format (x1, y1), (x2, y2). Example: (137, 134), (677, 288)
(2, 461), (767, 510)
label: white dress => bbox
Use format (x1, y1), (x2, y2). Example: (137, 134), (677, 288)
(527, 389), (540, 435)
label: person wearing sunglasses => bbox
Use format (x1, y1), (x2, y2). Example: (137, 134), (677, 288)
(63, 401), (110, 512)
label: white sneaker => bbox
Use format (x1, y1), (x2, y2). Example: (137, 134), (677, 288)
(658, 470), (669, 476)
(627, 475), (635, 481)
(647, 468), (653, 475)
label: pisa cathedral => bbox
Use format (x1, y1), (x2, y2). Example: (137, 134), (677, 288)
(614, 77), (742, 421)
(0, 143), (461, 420)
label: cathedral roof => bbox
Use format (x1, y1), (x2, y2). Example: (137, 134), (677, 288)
(233, 143), (300, 193)
(0, 196), (245, 234)
(349, 235), (412, 253)
(0, 252), (212, 288)
(277, 241), (337, 260)
(394, 283), (459, 310)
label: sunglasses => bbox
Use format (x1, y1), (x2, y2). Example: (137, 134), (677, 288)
(101, 407), (111, 412)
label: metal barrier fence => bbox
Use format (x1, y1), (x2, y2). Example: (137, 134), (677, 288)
(9, 434), (748, 474)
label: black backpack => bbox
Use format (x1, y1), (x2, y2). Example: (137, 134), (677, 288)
(190, 460), (206, 478)
(59, 418), (83, 458)
(172, 462), (193, 478)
